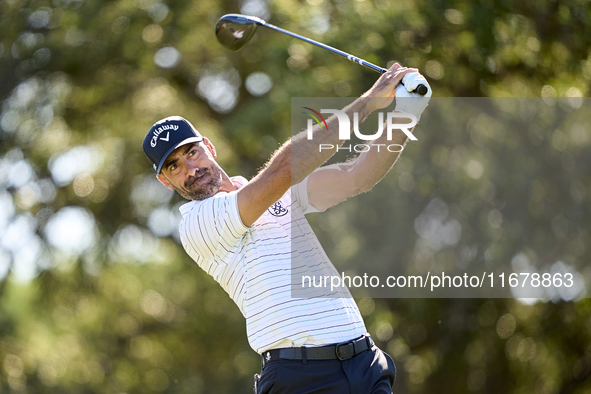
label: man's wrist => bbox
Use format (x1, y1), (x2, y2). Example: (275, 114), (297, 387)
(348, 96), (375, 121)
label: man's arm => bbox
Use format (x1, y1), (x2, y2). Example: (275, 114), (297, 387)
(236, 64), (414, 227)
(307, 71), (432, 211)
(306, 119), (412, 211)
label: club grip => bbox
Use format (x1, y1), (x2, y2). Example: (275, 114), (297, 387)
(382, 68), (428, 96)
(415, 84), (428, 96)
(401, 82), (429, 96)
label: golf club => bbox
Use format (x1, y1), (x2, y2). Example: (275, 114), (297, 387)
(215, 14), (429, 96)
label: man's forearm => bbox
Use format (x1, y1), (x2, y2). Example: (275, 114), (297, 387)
(260, 64), (413, 190)
(346, 120), (413, 193)
(289, 97), (375, 185)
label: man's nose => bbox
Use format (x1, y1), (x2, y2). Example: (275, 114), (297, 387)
(184, 158), (198, 177)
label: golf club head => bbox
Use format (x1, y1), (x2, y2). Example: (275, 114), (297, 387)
(215, 14), (262, 51)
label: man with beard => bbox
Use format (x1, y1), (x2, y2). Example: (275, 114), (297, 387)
(142, 63), (431, 393)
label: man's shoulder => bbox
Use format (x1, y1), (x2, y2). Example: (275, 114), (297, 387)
(177, 174), (296, 228)
(178, 192), (231, 218)
(178, 176), (251, 249)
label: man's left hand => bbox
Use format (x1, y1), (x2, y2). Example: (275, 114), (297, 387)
(395, 72), (432, 121)
(363, 63), (418, 112)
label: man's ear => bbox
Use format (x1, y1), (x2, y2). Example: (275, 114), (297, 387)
(157, 173), (174, 191)
(203, 137), (217, 158)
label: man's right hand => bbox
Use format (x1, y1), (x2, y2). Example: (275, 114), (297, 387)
(362, 63), (418, 113)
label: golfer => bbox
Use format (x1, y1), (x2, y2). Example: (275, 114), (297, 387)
(142, 63), (431, 393)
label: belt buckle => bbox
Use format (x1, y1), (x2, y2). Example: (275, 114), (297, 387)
(261, 351), (272, 368)
(335, 340), (354, 361)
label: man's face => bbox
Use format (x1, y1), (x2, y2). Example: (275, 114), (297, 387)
(157, 140), (222, 201)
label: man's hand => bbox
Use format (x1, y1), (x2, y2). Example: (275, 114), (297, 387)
(394, 72), (432, 121)
(237, 63), (424, 227)
(362, 63), (418, 112)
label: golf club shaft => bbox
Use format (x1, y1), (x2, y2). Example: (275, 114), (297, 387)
(259, 20), (387, 74)
(257, 20), (427, 94)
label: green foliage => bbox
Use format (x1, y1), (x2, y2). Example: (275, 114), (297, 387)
(1, 0), (590, 392)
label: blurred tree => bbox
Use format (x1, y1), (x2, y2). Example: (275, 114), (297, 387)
(0, 0), (590, 392)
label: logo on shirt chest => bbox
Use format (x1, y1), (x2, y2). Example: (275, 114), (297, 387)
(268, 201), (288, 217)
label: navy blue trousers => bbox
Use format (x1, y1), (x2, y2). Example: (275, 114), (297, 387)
(254, 346), (396, 394)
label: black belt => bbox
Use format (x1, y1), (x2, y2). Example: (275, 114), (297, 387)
(261, 335), (374, 368)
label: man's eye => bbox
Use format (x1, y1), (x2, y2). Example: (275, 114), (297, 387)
(189, 149), (197, 156)
(170, 164), (178, 171)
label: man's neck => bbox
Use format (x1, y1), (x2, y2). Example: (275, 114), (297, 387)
(218, 171), (239, 194)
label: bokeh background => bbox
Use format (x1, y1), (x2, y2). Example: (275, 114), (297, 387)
(1, 0), (590, 392)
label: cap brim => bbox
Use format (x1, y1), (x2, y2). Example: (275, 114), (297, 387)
(155, 136), (203, 173)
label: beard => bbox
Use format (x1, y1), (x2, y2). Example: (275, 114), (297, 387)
(174, 163), (223, 201)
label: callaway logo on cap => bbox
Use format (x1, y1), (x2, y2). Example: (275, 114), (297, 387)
(143, 116), (203, 173)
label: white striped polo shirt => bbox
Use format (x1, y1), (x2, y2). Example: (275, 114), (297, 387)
(178, 175), (366, 353)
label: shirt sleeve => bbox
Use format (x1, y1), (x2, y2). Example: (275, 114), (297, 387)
(291, 174), (325, 215)
(179, 191), (249, 264)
